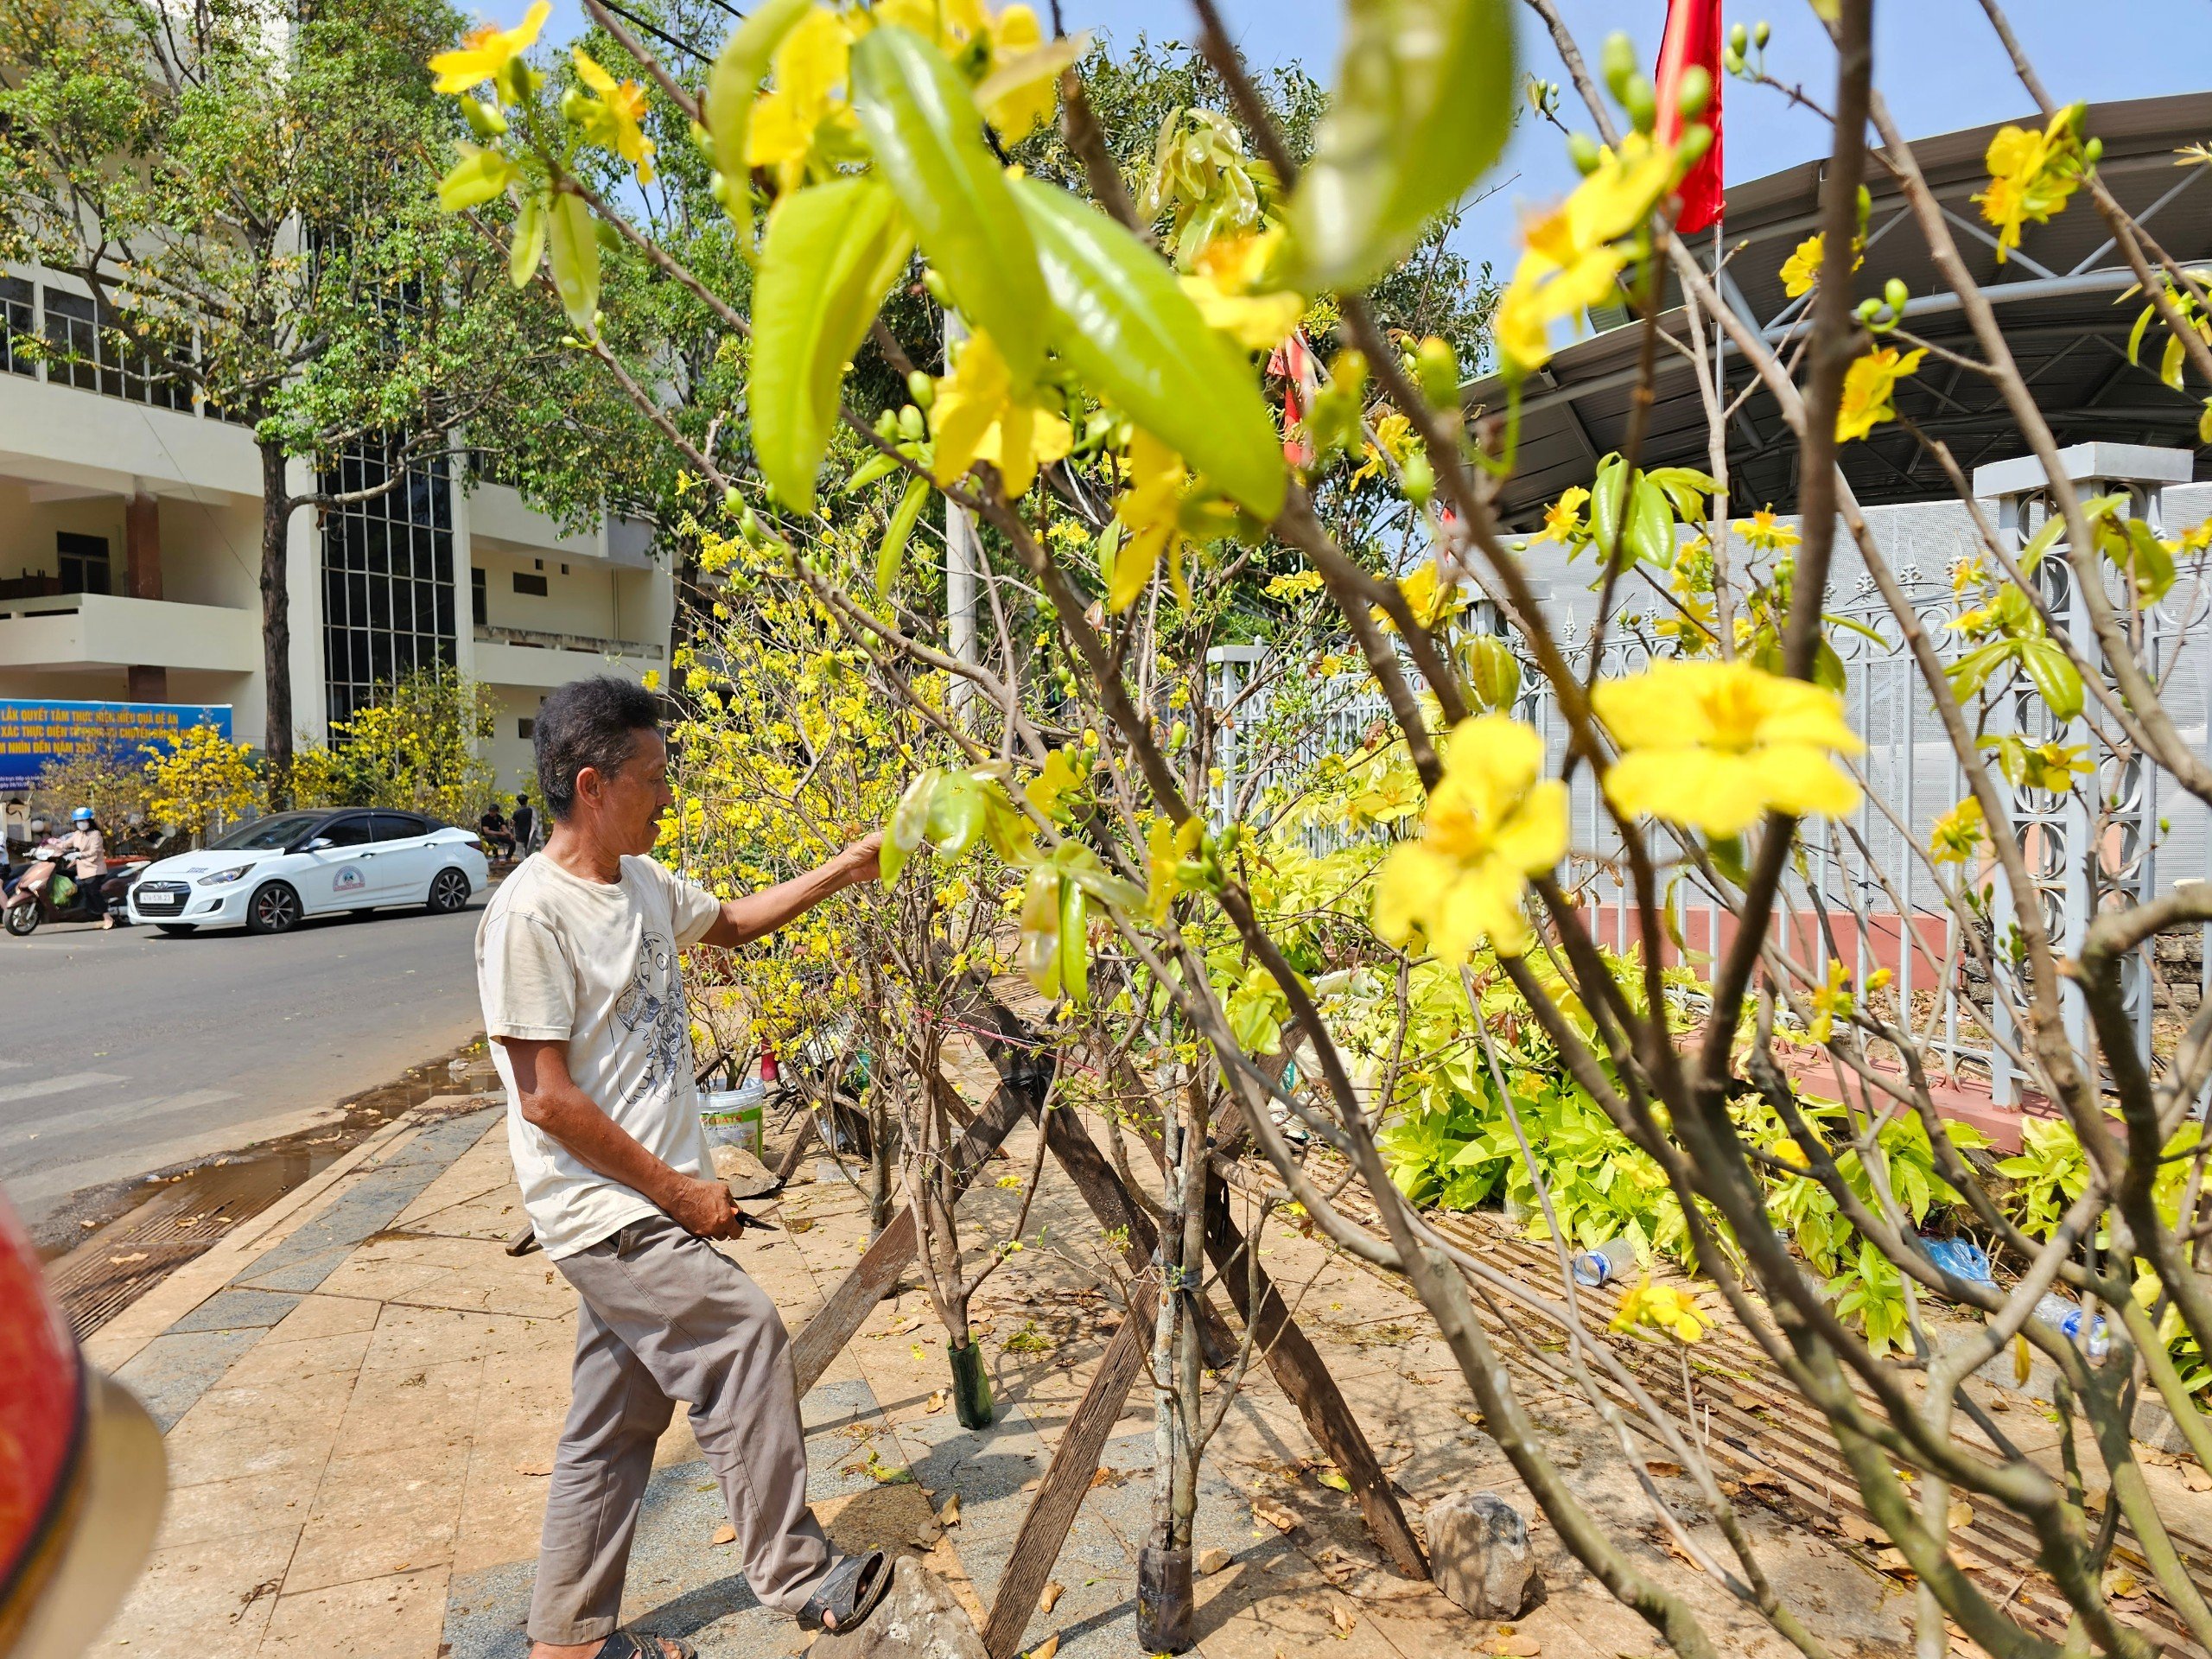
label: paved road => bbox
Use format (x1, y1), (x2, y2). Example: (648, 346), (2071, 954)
(0, 893), (491, 1230)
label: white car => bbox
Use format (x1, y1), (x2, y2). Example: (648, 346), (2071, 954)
(127, 808), (491, 936)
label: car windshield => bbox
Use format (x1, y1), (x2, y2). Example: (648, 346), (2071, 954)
(207, 813), (323, 851)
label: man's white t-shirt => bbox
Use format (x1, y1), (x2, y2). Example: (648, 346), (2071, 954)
(476, 851), (722, 1258)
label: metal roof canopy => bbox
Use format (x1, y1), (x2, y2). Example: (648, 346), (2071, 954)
(1460, 92), (2212, 530)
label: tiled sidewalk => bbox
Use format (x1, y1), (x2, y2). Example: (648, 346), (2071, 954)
(77, 1072), (1937, 1659)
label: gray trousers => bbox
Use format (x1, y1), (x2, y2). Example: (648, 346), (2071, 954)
(528, 1214), (834, 1644)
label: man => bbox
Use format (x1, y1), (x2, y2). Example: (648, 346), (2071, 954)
(478, 799), (517, 861)
(513, 791), (539, 855)
(9, 806), (105, 912)
(478, 677), (890, 1659)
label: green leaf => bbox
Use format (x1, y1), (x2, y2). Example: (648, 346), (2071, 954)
(1588, 454), (1627, 561)
(438, 142), (518, 213)
(849, 25), (1047, 387)
(2128, 301), (2157, 366)
(1646, 466), (1720, 518)
(510, 193), (548, 288)
(1945, 639), (2016, 700)
(1011, 177), (1286, 520)
(1624, 470), (1675, 569)
(750, 176), (915, 510)
(1016, 867), (1062, 996)
(703, 0), (814, 242)
(2123, 517), (2175, 603)
(1058, 875), (1090, 1007)
(2018, 511), (2065, 573)
(2018, 639), (2083, 721)
(875, 473), (931, 601)
(1288, 0), (1516, 290)
(546, 189), (601, 328)
(882, 767), (938, 885)
(845, 450), (905, 493)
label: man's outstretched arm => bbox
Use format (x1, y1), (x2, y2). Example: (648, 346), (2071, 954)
(502, 1036), (743, 1238)
(698, 833), (880, 949)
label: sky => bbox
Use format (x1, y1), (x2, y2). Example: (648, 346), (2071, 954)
(525, 0), (2210, 277)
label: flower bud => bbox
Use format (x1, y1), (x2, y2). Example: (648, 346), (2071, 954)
(906, 368), (936, 409)
(1567, 131), (1603, 175)
(1722, 46), (1744, 75)
(1415, 335), (1460, 410)
(874, 408), (899, 437)
(1601, 32), (1637, 102)
(1884, 276), (1910, 315)
(1727, 21), (1748, 54)
(898, 404), (925, 440)
(1624, 74), (1656, 135)
(1675, 65), (1711, 120)
(2084, 136), (2103, 165)
(1463, 634), (1522, 713)
(689, 118), (713, 156)
(1401, 451), (1434, 508)
(1753, 19), (1770, 47)
(461, 97), (507, 137)
(723, 486), (743, 518)
(920, 269), (951, 305)
(1676, 124), (1713, 169)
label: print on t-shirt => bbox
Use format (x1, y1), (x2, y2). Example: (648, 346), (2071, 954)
(612, 931), (692, 1107)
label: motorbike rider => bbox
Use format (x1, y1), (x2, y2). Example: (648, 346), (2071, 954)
(9, 806), (108, 916)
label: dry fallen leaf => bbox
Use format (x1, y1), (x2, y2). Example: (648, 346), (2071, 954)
(1947, 1500), (1974, 1531)
(710, 1524), (737, 1546)
(108, 1252), (148, 1265)
(1039, 1582), (1064, 1614)
(1317, 1469), (1352, 1494)
(515, 1461), (552, 1478)
(1839, 1511), (1884, 1543)
(1643, 1459), (1684, 1479)
(1197, 1548), (1232, 1576)
(1494, 1633), (1541, 1656)
(1330, 1604), (1357, 1636)
(925, 1390), (948, 1415)
(2181, 1463), (2212, 1493)
(938, 1494), (961, 1528)
(1728, 1391), (1760, 1412)
(1026, 1637), (1058, 1659)
(1253, 1498), (1300, 1534)
(1874, 1546), (1916, 1579)
(787, 1217), (816, 1233)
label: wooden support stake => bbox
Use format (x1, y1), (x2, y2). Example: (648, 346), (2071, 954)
(980, 1278), (1158, 1659)
(790, 1077), (1031, 1394)
(1204, 1169), (1429, 1580)
(770, 1106), (818, 1185)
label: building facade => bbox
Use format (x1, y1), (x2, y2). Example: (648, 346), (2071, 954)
(0, 266), (672, 794)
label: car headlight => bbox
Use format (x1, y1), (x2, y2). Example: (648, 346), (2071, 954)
(196, 866), (252, 887)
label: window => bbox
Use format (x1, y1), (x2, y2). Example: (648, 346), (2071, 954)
(209, 812), (324, 851)
(512, 571), (548, 597)
(319, 439), (455, 726)
(41, 289), (188, 409)
(317, 816), (375, 848)
(56, 533), (111, 596)
(518, 717), (535, 740)
(371, 812), (425, 842)
(1, 278), (32, 378)
(471, 566), (486, 627)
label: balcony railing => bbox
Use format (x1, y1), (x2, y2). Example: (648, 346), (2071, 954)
(474, 622), (664, 661)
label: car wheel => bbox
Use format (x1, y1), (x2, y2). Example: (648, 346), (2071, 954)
(427, 868), (472, 915)
(4, 904), (38, 938)
(246, 881), (302, 935)
(156, 924), (195, 937)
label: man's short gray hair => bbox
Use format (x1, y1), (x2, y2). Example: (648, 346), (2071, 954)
(535, 677), (662, 820)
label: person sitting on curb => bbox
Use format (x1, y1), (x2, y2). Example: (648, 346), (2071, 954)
(478, 800), (518, 861)
(476, 676), (890, 1659)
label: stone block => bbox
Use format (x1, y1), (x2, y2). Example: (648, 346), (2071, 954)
(811, 1557), (988, 1659)
(1424, 1491), (1538, 1618)
(711, 1142), (779, 1198)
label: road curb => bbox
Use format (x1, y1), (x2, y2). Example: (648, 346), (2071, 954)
(80, 1107), (437, 1375)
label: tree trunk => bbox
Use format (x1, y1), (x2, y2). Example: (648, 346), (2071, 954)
(258, 438), (295, 806)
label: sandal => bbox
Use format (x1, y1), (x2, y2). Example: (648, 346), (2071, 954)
(797, 1549), (892, 1634)
(598, 1633), (696, 1659)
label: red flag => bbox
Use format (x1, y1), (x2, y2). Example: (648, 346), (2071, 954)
(1655, 0), (1724, 234)
(1268, 328), (1320, 467)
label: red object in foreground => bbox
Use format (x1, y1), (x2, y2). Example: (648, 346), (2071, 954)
(1655, 0), (1726, 233)
(0, 1196), (168, 1656)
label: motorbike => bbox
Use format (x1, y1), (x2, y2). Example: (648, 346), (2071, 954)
(2, 858), (144, 935)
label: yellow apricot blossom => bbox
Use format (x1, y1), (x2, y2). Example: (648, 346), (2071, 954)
(430, 0), (550, 93)
(929, 329), (1072, 499)
(1777, 231), (1864, 300)
(1109, 429), (1194, 611)
(1975, 105), (2091, 263)
(1738, 506), (1800, 553)
(1835, 346), (1926, 442)
(1179, 231), (1305, 351)
(746, 7), (853, 180)
(1370, 559), (1463, 633)
(1371, 714), (1568, 960)
(571, 48), (655, 182)
(1807, 959), (1853, 1045)
(1494, 134), (1676, 376)
(1611, 1278), (1707, 1342)
(1594, 659), (1864, 837)
(1531, 486), (1590, 546)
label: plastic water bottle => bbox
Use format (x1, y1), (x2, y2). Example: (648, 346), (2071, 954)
(1571, 1238), (1636, 1287)
(2031, 1293), (2111, 1359)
